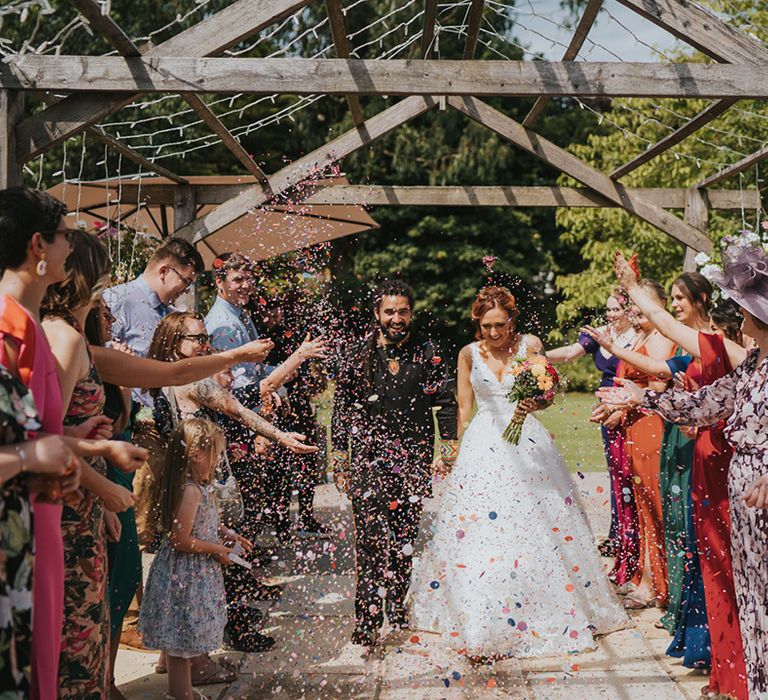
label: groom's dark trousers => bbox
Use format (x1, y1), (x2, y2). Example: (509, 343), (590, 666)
(351, 476), (423, 632)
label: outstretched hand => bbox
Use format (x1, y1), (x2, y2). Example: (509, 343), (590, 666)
(279, 432), (319, 454)
(596, 377), (645, 409)
(581, 325), (613, 352)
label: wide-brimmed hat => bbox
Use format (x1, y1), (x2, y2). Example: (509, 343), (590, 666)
(710, 242), (768, 326)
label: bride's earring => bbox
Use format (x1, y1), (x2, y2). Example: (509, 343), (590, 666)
(36, 253), (47, 277)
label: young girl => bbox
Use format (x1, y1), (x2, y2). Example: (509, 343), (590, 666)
(139, 418), (251, 700)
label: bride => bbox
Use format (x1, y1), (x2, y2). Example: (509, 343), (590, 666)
(409, 286), (627, 659)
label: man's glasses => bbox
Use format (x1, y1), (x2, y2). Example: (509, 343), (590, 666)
(167, 265), (196, 291)
(180, 333), (210, 345)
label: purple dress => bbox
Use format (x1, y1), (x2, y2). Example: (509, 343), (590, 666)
(578, 332), (627, 544)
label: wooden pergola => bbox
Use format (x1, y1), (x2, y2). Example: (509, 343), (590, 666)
(1, 0), (765, 268)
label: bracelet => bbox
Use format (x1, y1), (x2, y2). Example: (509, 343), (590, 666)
(15, 445), (27, 474)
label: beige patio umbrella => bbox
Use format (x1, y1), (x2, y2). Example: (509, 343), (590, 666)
(48, 175), (378, 263)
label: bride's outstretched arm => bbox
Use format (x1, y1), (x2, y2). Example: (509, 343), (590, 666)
(457, 345), (474, 440)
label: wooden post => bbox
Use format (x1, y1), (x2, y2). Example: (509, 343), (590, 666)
(173, 185), (196, 232)
(683, 188), (710, 271)
(172, 184), (198, 311)
(0, 90), (23, 189)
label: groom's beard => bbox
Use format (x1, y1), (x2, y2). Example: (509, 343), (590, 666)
(379, 320), (411, 344)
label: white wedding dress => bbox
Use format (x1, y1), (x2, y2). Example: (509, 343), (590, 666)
(409, 338), (627, 658)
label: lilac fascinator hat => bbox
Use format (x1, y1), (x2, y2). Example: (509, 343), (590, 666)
(710, 242), (768, 326)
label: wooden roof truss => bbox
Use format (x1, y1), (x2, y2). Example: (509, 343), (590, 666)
(2, 0), (767, 265)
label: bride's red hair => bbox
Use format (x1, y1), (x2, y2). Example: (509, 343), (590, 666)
(471, 286), (519, 340)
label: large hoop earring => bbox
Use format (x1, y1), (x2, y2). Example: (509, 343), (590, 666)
(36, 254), (48, 277)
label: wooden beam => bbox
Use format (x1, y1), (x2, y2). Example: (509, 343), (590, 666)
(683, 188), (709, 271)
(176, 95), (437, 243)
(1, 90), (24, 188)
(14, 0), (314, 163)
(179, 93), (271, 190)
(7, 58), (768, 98)
(696, 144), (768, 189)
(463, 0), (485, 59)
(419, 0), (439, 58)
(448, 95), (712, 251)
(68, 0), (140, 57)
(324, 0), (364, 126)
(611, 99), (737, 180)
(67, 0), (262, 185)
(616, 0), (768, 64)
(114, 183), (760, 209)
(523, 0), (603, 127)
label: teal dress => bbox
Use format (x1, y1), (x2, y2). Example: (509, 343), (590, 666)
(658, 352), (699, 634)
(104, 385), (141, 639)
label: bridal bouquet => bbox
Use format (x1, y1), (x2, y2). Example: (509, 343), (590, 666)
(502, 356), (564, 444)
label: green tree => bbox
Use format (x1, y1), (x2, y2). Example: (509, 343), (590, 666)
(552, 0), (768, 332)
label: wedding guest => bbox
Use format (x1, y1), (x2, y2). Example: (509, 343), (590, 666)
(600, 242), (767, 698)
(42, 230), (139, 698)
(0, 382), (79, 699)
(615, 279), (675, 609)
(83, 296), (275, 695)
(547, 291), (637, 556)
(139, 419), (251, 700)
(205, 256), (326, 545)
(103, 237), (203, 360)
(103, 237), (203, 549)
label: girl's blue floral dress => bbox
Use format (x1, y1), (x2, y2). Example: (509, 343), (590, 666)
(139, 482), (226, 656)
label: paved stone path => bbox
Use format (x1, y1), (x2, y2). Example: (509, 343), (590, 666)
(116, 475), (707, 699)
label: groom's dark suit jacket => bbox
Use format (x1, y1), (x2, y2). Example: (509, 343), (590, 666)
(331, 331), (457, 498)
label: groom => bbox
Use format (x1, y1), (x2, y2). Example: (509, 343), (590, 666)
(331, 279), (458, 646)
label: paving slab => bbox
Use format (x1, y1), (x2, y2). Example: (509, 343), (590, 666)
(116, 476), (690, 699)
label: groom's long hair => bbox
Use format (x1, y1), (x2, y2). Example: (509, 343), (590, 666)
(362, 279), (415, 388)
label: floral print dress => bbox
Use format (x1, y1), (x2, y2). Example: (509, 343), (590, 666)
(645, 349), (768, 699)
(139, 482), (226, 656)
(58, 339), (109, 700)
(0, 367), (42, 699)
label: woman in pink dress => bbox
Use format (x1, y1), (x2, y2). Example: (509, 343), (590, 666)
(0, 187), (74, 700)
(0, 188), (146, 699)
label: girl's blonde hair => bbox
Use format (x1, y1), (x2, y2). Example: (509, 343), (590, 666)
(156, 418), (226, 535)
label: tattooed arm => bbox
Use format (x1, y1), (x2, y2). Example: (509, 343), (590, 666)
(187, 379), (318, 454)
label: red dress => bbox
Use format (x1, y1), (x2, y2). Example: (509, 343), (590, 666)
(695, 333), (747, 699)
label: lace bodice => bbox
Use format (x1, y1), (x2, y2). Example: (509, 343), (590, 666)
(469, 337), (528, 420)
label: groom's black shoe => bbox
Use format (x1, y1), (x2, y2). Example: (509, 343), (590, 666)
(387, 608), (409, 631)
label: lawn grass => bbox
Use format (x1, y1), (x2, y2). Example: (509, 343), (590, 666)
(314, 389), (607, 474)
(536, 392), (607, 473)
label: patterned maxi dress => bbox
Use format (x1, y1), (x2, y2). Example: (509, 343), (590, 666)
(58, 328), (110, 700)
(645, 349), (768, 699)
(0, 367), (43, 698)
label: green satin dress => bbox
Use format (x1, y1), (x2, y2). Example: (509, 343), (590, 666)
(658, 352), (700, 634)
